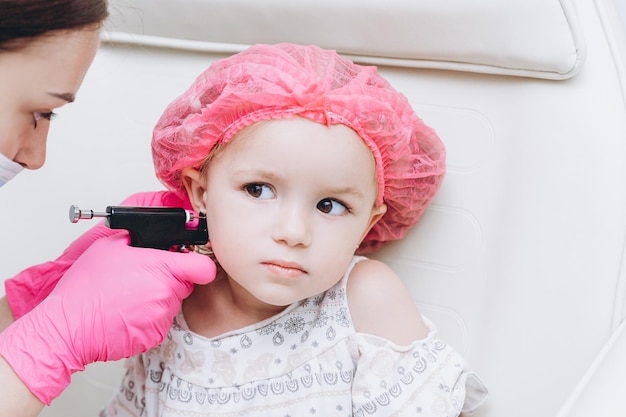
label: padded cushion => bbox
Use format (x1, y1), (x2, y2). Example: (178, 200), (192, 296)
(106, 0), (585, 79)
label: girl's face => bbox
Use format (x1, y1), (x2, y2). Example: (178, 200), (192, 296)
(184, 117), (386, 309)
(0, 28), (100, 170)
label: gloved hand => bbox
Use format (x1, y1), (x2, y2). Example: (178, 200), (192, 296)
(5, 191), (189, 319)
(0, 232), (216, 405)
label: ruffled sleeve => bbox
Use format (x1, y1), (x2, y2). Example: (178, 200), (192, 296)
(351, 320), (487, 417)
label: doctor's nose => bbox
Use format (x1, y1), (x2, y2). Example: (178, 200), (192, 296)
(272, 206), (312, 247)
(14, 127), (49, 170)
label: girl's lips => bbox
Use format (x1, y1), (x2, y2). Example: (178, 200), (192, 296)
(262, 260), (307, 278)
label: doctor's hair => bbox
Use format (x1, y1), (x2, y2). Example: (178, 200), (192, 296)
(0, 0), (108, 51)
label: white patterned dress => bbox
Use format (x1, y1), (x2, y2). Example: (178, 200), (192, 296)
(100, 257), (486, 417)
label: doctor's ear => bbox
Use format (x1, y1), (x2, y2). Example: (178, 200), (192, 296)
(181, 167), (207, 213)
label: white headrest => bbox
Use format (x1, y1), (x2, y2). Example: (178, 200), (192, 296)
(106, 0), (585, 80)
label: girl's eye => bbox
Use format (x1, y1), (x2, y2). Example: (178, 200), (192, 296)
(317, 198), (348, 216)
(245, 183), (275, 200)
(32, 112), (57, 129)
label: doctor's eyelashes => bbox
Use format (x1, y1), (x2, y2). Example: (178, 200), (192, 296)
(32, 111), (57, 129)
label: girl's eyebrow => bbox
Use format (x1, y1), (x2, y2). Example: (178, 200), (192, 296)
(324, 185), (365, 198)
(47, 92), (75, 103)
(233, 168), (279, 181)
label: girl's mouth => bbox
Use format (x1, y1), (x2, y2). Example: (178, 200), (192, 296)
(262, 260), (307, 278)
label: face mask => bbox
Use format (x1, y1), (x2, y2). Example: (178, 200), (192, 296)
(0, 153), (24, 188)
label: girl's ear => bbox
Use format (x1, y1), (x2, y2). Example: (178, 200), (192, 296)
(359, 204), (387, 243)
(181, 167), (207, 213)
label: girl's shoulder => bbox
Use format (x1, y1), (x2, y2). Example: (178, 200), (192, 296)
(346, 257), (430, 345)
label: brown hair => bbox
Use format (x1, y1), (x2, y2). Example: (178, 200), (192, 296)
(0, 0), (109, 50)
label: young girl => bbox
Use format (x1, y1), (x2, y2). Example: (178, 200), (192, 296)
(98, 43), (487, 417)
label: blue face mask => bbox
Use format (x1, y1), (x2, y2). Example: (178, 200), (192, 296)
(0, 153), (24, 188)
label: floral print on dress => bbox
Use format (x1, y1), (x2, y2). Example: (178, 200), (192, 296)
(100, 256), (487, 417)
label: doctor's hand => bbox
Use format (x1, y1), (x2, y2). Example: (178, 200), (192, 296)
(5, 191), (189, 319)
(0, 232), (216, 405)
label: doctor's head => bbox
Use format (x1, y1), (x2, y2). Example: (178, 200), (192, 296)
(0, 0), (108, 187)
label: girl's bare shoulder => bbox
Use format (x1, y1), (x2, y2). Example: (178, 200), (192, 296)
(346, 259), (429, 345)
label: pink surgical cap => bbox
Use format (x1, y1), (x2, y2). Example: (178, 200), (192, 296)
(152, 43), (446, 253)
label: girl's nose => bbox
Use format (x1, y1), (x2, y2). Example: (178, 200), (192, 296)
(271, 204), (312, 247)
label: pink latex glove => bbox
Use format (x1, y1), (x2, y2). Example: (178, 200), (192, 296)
(0, 232), (216, 405)
(5, 191), (190, 319)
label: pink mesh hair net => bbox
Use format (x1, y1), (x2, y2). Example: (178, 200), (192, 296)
(152, 43), (446, 253)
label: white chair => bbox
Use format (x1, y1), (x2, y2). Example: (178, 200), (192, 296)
(1, 0), (625, 415)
